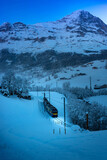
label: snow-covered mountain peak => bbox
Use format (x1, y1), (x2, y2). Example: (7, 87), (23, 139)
(66, 10), (86, 19)
(13, 22), (26, 29)
(59, 10), (91, 22)
(0, 22), (12, 31)
(59, 10), (107, 34)
(0, 10), (107, 54)
(60, 10), (103, 26)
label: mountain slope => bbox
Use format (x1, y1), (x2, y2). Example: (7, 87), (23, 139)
(0, 10), (107, 54)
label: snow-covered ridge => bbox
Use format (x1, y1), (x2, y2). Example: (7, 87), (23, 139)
(0, 10), (107, 54)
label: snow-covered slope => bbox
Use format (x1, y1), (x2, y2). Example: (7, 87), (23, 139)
(86, 95), (107, 107)
(0, 10), (107, 54)
(0, 93), (107, 160)
(22, 59), (107, 89)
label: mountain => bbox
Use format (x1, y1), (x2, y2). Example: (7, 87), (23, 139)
(0, 10), (107, 55)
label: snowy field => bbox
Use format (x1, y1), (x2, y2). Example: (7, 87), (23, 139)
(0, 92), (107, 160)
(86, 95), (107, 107)
(0, 60), (106, 91)
(21, 60), (107, 90)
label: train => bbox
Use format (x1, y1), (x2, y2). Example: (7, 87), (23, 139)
(43, 97), (58, 117)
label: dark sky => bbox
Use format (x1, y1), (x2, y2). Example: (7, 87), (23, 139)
(0, 0), (107, 24)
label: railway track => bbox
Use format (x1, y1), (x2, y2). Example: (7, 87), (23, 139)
(54, 118), (71, 127)
(38, 97), (71, 128)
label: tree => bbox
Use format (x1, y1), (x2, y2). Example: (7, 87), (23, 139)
(63, 82), (70, 91)
(1, 72), (30, 99)
(1, 72), (16, 96)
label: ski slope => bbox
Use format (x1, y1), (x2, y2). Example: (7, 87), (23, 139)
(0, 92), (107, 160)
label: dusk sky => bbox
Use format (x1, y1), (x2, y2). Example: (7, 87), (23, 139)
(1, 0), (107, 25)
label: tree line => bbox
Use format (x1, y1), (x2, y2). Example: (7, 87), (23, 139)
(0, 72), (31, 100)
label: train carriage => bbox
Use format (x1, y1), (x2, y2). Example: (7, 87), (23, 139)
(43, 97), (58, 117)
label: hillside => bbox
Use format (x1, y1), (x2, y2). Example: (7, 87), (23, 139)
(25, 59), (106, 89)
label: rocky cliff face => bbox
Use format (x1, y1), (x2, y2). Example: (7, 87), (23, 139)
(0, 10), (107, 55)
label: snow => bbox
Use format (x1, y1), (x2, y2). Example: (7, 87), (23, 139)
(87, 95), (107, 107)
(0, 10), (107, 54)
(63, 9), (83, 21)
(24, 60), (107, 90)
(0, 92), (107, 160)
(0, 9), (107, 159)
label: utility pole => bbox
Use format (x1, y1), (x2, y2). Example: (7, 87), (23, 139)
(62, 97), (66, 134)
(105, 59), (107, 69)
(64, 97), (66, 124)
(56, 81), (58, 88)
(37, 86), (38, 97)
(90, 76), (92, 91)
(86, 112), (88, 130)
(49, 88), (50, 103)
